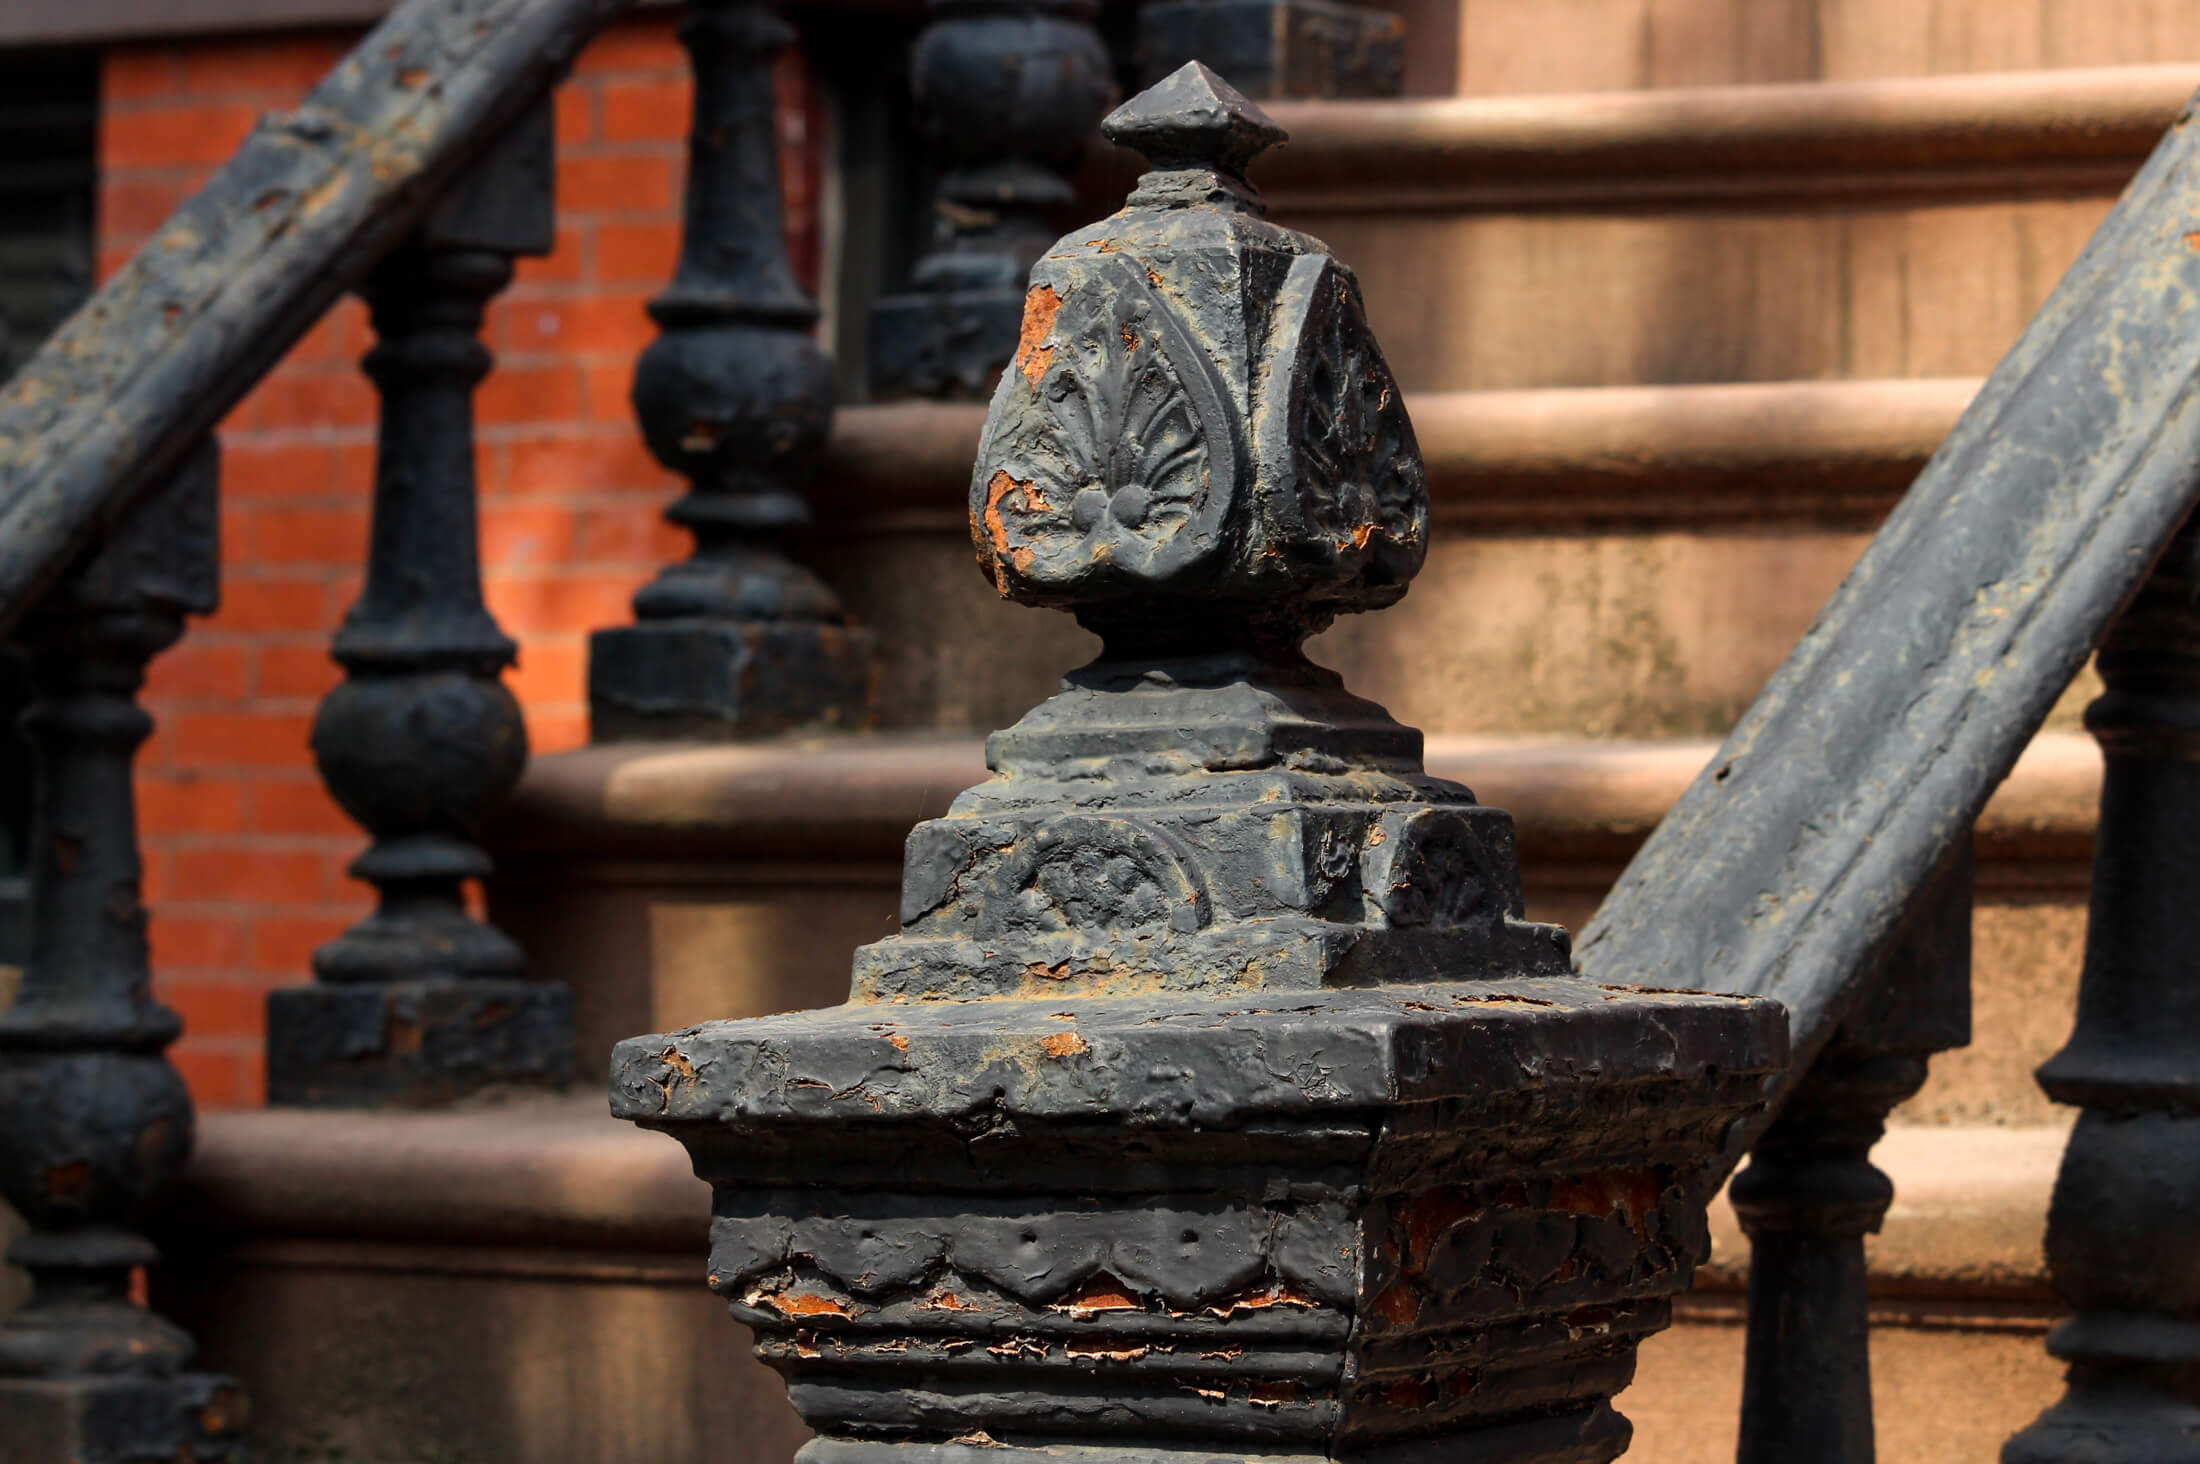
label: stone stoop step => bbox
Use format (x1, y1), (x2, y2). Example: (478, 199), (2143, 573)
(160, 1100), (2068, 1464)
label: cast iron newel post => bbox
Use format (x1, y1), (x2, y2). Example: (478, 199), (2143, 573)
(589, 0), (876, 740)
(613, 64), (1787, 1464)
(267, 107), (574, 1107)
(0, 442), (245, 1462)
(1137, 0), (1404, 98)
(2006, 517), (2200, 1464)
(868, 0), (1113, 399)
(1731, 847), (1972, 1464)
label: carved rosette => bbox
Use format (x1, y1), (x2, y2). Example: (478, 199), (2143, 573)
(615, 65), (1788, 1464)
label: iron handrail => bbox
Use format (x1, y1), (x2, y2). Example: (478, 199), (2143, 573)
(1576, 89), (2200, 1173)
(0, 0), (630, 640)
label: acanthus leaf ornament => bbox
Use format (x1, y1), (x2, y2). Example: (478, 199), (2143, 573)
(975, 255), (1240, 599)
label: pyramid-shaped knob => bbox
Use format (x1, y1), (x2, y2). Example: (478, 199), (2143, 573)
(1101, 60), (1288, 176)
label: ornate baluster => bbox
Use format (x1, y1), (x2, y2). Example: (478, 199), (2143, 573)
(266, 106), (573, 1107)
(2005, 517), (2200, 1464)
(1732, 843), (1972, 1464)
(867, 0), (1114, 400)
(588, 0), (876, 740)
(0, 440), (245, 1462)
(1138, 0), (1405, 98)
(611, 65), (1787, 1464)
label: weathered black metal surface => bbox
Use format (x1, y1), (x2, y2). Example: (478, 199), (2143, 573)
(0, 442), (247, 1463)
(1732, 844), (1971, 1464)
(1138, 0), (1404, 99)
(0, 0), (629, 643)
(2004, 517), (2200, 1464)
(266, 109), (572, 1108)
(1576, 91), (2200, 1160)
(589, 0), (877, 741)
(613, 65), (1787, 1464)
(868, 0), (1114, 400)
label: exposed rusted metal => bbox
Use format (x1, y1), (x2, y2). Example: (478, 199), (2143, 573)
(0, 0), (631, 643)
(1577, 83), (2200, 1164)
(266, 106), (574, 1108)
(868, 0), (1114, 399)
(588, 0), (878, 741)
(613, 64), (1786, 1464)
(0, 441), (244, 1462)
(2004, 515), (2200, 1464)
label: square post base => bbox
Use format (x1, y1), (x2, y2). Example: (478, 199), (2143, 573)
(266, 978), (573, 1108)
(590, 620), (878, 743)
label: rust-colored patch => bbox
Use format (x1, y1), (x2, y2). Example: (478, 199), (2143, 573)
(660, 1046), (697, 1081)
(2186, 232), (2200, 251)
(1014, 284), (1062, 387)
(1369, 1280), (1420, 1328)
(1040, 1031), (1089, 1058)
(1398, 1188), (1476, 1269)
(981, 469), (1031, 589)
(1350, 522), (1374, 550)
(1054, 1273), (1142, 1318)
(1066, 1338), (1148, 1362)
(1551, 1171), (1664, 1231)
(1083, 238), (1122, 254)
(760, 1289), (851, 1318)
(1249, 1381), (1300, 1408)
(886, 1033), (909, 1051)
(1453, 993), (1556, 1009)
(387, 1014), (422, 1057)
(45, 1161), (91, 1204)
(1146, 267), (1164, 289)
(922, 1291), (979, 1312)
(1121, 324), (1140, 352)
(1384, 1377), (1436, 1410)
(196, 1384), (247, 1433)
(1204, 1284), (1316, 1319)
(794, 1330), (821, 1358)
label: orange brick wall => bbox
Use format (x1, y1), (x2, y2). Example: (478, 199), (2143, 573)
(102, 18), (825, 1107)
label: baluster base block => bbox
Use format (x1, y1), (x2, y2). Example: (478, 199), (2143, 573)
(1137, 0), (1405, 100)
(0, 1371), (245, 1464)
(266, 977), (573, 1108)
(869, 288), (1031, 402)
(589, 620), (878, 743)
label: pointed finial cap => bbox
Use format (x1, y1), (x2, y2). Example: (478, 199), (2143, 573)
(1101, 61), (1287, 177)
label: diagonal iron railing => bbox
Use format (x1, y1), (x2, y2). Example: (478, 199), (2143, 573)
(0, 0), (630, 636)
(1576, 92), (2200, 1166)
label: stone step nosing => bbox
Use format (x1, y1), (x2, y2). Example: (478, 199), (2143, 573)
(493, 728), (2099, 873)
(820, 379), (1985, 533)
(1245, 65), (2200, 214)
